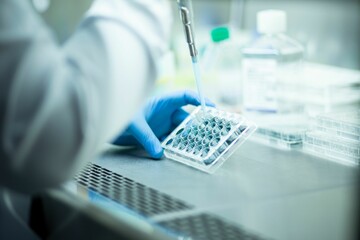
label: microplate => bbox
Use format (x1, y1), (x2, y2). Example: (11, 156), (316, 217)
(303, 131), (360, 165)
(247, 113), (309, 150)
(161, 107), (257, 173)
(315, 110), (360, 141)
(253, 126), (306, 150)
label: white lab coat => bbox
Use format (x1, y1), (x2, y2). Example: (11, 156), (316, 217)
(0, 0), (171, 238)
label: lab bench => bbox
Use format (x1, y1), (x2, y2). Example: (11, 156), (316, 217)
(40, 141), (358, 240)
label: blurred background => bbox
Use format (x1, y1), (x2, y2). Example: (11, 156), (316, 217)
(190, 0), (360, 70)
(39, 0), (360, 164)
(42, 0), (360, 70)
(33, 2), (359, 239)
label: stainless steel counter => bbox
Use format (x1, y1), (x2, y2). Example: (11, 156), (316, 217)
(81, 140), (358, 240)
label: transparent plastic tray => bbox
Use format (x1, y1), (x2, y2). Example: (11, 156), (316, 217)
(315, 126), (360, 141)
(252, 135), (303, 150)
(303, 131), (360, 165)
(247, 113), (308, 150)
(256, 126), (304, 142)
(315, 110), (360, 140)
(277, 62), (360, 105)
(277, 83), (360, 105)
(305, 102), (360, 117)
(161, 107), (257, 173)
(253, 126), (305, 150)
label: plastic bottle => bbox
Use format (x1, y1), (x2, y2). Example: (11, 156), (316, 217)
(202, 26), (242, 106)
(242, 10), (304, 113)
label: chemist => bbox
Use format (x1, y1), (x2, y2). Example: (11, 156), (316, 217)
(0, 0), (212, 239)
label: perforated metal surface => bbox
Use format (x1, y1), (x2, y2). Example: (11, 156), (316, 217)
(74, 163), (193, 217)
(74, 163), (269, 240)
(159, 213), (266, 240)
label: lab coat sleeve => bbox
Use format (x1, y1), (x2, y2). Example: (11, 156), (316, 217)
(0, 0), (172, 194)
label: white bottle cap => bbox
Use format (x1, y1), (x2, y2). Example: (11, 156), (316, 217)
(257, 10), (287, 34)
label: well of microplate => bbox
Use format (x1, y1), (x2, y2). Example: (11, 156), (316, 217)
(161, 106), (257, 173)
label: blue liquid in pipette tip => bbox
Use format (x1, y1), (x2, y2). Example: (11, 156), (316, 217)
(191, 56), (206, 113)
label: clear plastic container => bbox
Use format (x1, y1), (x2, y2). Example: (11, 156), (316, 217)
(253, 126), (306, 150)
(242, 10), (304, 113)
(201, 26), (242, 106)
(277, 81), (360, 106)
(303, 131), (360, 165)
(276, 63), (360, 116)
(315, 110), (360, 140)
(161, 107), (257, 173)
(247, 113), (309, 149)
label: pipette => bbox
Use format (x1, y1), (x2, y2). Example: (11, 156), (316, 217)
(177, 0), (206, 112)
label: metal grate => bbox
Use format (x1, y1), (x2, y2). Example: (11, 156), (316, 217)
(158, 213), (266, 240)
(74, 163), (193, 217)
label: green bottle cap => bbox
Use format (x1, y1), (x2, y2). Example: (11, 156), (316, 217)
(211, 27), (230, 43)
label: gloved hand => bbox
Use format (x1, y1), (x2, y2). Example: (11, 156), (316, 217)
(113, 90), (215, 159)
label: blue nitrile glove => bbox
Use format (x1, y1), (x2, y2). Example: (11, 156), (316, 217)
(113, 90), (215, 159)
